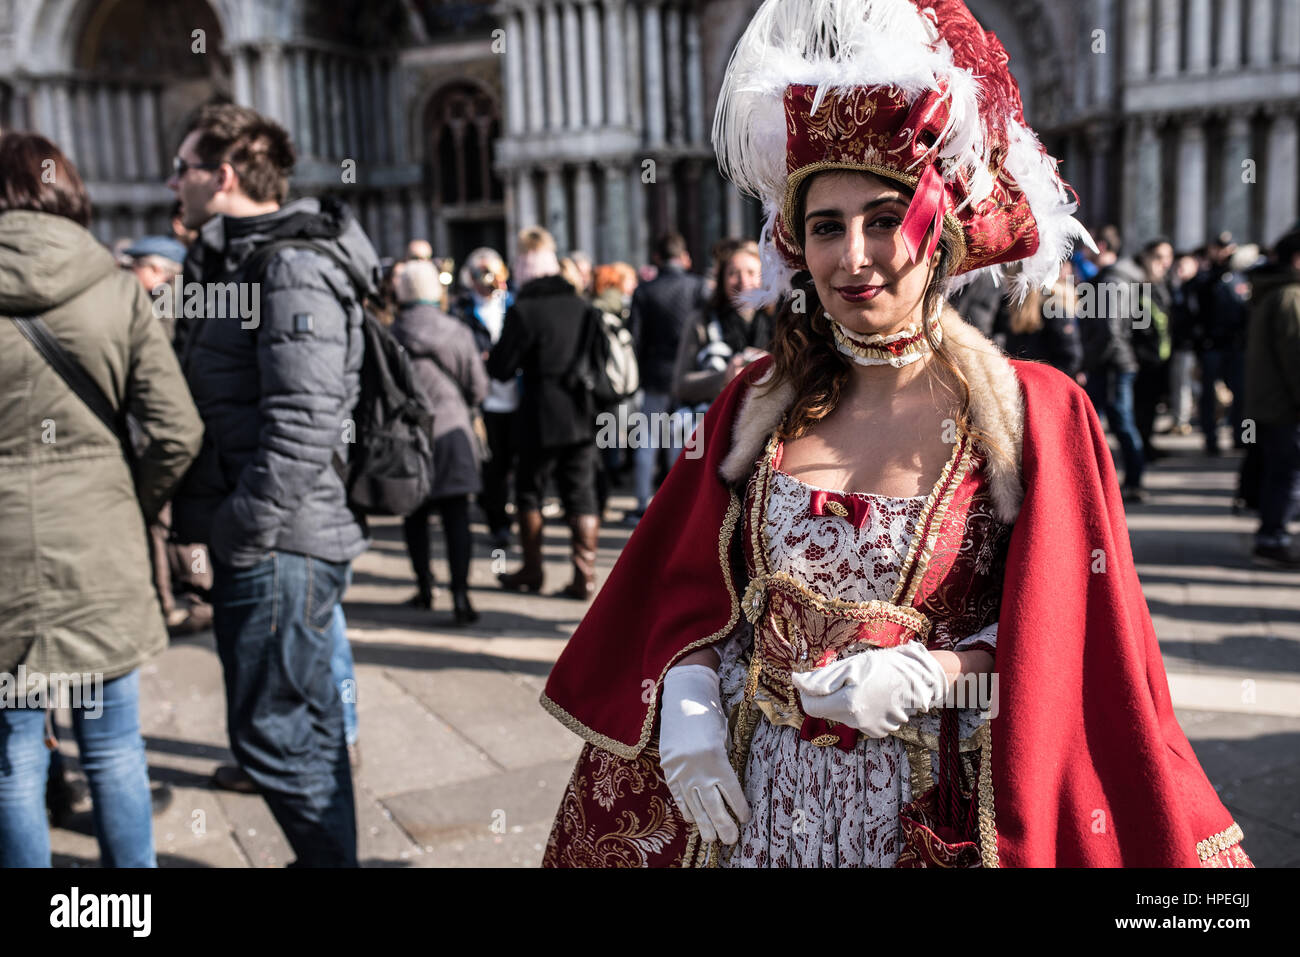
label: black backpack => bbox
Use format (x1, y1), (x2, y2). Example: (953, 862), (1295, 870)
(243, 239), (436, 516)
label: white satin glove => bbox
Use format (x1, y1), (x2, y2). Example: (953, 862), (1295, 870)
(791, 642), (951, 739)
(657, 664), (752, 845)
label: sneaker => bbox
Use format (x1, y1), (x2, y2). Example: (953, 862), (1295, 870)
(621, 508), (645, 528)
(209, 764), (258, 793)
(1252, 544), (1300, 570)
(1121, 486), (1148, 504)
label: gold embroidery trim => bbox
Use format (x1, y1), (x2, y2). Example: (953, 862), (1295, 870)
(538, 490), (745, 759)
(894, 431), (975, 607)
(976, 723), (1000, 868)
(823, 500), (849, 517)
(756, 573), (934, 636)
(1196, 821), (1245, 861)
(811, 733), (840, 747)
(780, 159), (970, 272)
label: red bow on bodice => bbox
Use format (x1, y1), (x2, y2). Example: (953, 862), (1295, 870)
(808, 489), (873, 529)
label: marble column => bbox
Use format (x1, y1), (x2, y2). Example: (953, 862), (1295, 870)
(582, 0), (604, 128)
(387, 59), (407, 165)
(330, 57), (347, 160)
(624, 0), (643, 134)
(30, 82), (56, 139)
(544, 163), (569, 249)
(1174, 117), (1208, 250)
(1218, 114), (1254, 241)
(94, 85), (116, 180)
(1216, 0), (1242, 72)
(138, 86), (161, 179)
(563, 2), (584, 129)
(684, 6), (703, 144)
(1124, 0), (1151, 81)
(117, 88), (140, 181)
(600, 160), (630, 262)
(347, 60), (364, 164)
(543, 3), (566, 130)
(382, 192), (404, 259)
(1089, 123), (1115, 235)
(368, 60), (385, 163)
(1262, 110), (1299, 243)
(516, 168), (538, 229)
(725, 183), (744, 238)
(407, 189), (432, 245)
(1247, 0), (1273, 68)
(1282, 0), (1300, 64)
(627, 163), (646, 263)
(602, 0), (627, 127)
(642, 1), (665, 146)
(1091, 0), (1117, 106)
(523, 2), (544, 134)
(663, 2), (683, 145)
(258, 44), (288, 125)
(1187, 0), (1212, 73)
(232, 47), (254, 106)
(1133, 117), (1162, 242)
(311, 53), (329, 158)
(52, 83), (74, 166)
(292, 50), (314, 158)
(73, 84), (97, 180)
(505, 9), (525, 136)
(574, 162), (596, 254)
(1154, 0), (1180, 77)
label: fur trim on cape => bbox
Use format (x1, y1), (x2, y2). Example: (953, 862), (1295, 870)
(718, 304), (1025, 523)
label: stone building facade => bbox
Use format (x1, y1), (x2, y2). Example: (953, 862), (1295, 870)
(1, 0), (1296, 266)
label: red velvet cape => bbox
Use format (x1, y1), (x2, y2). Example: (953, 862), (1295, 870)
(541, 356), (1242, 866)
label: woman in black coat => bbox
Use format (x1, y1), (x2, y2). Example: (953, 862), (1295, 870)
(391, 261), (489, 624)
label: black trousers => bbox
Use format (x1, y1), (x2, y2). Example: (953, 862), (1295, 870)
(515, 441), (599, 516)
(480, 410), (516, 535)
(403, 494), (472, 592)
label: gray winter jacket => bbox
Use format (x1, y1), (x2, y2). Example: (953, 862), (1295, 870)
(171, 197), (377, 568)
(391, 302), (489, 499)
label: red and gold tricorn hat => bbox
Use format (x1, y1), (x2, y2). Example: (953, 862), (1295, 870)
(713, 0), (1094, 309)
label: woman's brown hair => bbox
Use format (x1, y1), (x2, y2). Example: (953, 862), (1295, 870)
(0, 132), (92, 227)
(762, 170), (1010, 471)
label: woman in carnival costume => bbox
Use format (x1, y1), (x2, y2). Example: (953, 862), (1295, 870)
(539, 0), (1254, 868)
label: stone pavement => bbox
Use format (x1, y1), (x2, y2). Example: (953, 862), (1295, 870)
(47, 426), (1300, 867)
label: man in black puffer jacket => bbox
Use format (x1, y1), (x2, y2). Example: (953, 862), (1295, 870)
(169, 104), (376, 867)
(627, 233), (706, 519)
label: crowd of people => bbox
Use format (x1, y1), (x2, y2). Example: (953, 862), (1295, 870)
(952, 222), (1300, 568)
(0, 88), (1295, 869)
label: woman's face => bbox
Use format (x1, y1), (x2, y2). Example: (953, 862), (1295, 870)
(801, 170), (938, 338)
(723, 251), (762, 306)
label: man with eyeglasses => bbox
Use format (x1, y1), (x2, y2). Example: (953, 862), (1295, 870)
(167, 103), (377, 867)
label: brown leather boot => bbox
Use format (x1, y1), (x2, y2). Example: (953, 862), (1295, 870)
(559, 514), (599, 600)
(498, 509), (544, 592)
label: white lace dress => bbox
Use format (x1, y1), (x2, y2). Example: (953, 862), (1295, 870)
(716, 469), (996, 868)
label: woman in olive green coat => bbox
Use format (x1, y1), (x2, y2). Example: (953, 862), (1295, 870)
(0, 132), (203, 867)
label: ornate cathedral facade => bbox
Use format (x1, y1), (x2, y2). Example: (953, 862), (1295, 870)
(1, 0), (1296, 264)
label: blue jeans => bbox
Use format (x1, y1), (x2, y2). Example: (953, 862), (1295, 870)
(1094, 366), (1145, 489)
(0, 670), (155, 868)
(1256, 423), (1300, 547)
(328, 604), (357, 748)
(211, 551), (357, 867)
